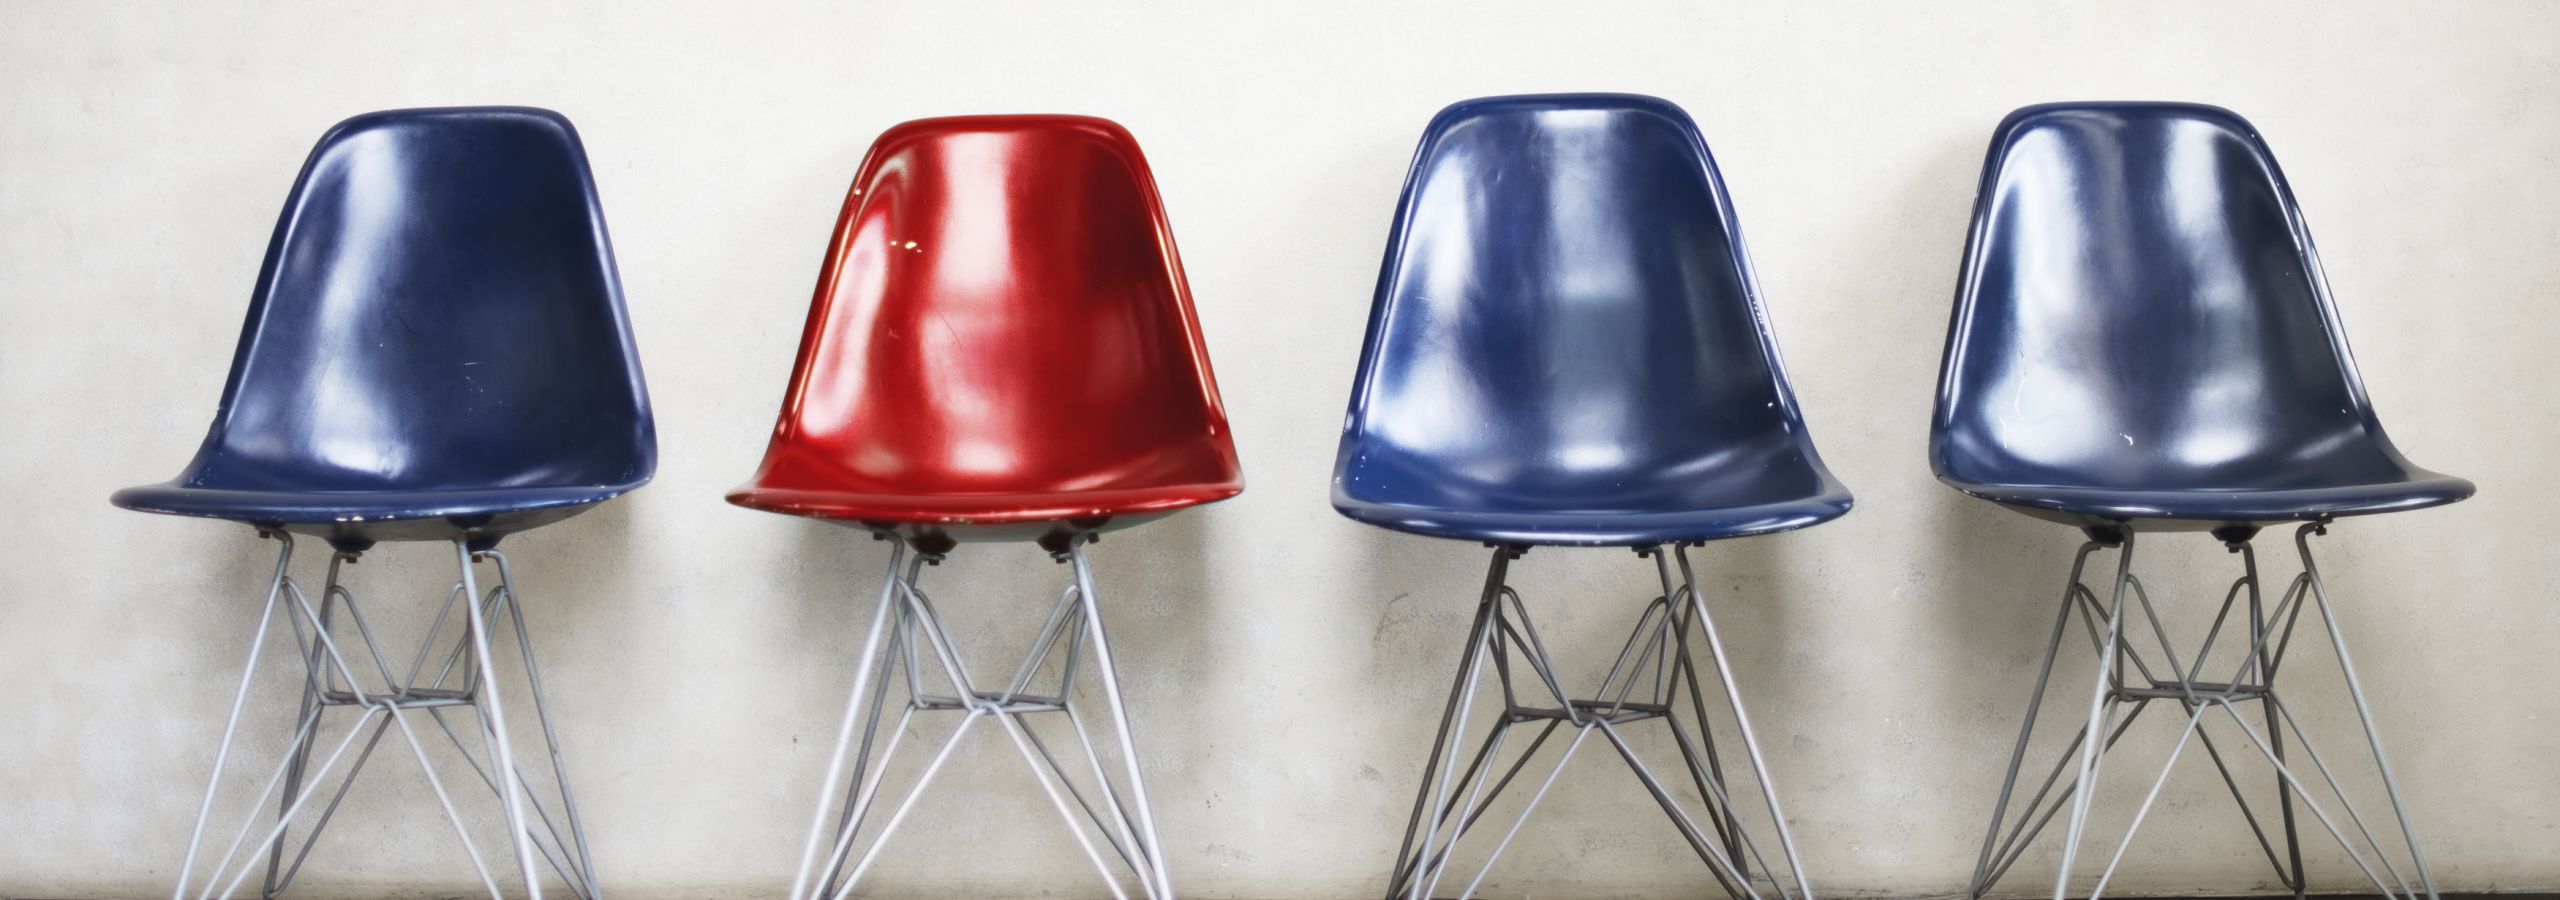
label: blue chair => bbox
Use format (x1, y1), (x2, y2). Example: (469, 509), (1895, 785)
(1336, 94), (1844, 900)
(112, 107), (649, 900)
(1937, 102), (2470, 900)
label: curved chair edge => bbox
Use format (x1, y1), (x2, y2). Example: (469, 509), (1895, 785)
(725, 482), (1242, 524)
(108, 478), (651, 546)
(725, 483), (1243, 547)
(1934, 473), (2475, 531)
(1331, 489), (1854, 548)
(108, 480), (651, 519)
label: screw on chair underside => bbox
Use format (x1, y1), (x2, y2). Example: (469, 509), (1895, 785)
(1970, 524), (2440, 900)
(1384, 544), (1814, 900)
(173, 533), (598, 900)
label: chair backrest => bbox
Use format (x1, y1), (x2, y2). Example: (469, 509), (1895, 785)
(747, 115), (1239, 497)
(181, 107), (653, 493)
(1336, 94), (1827, 511)
(1932, 102), (2418, 491)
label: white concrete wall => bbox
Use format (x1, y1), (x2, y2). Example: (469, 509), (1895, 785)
(3, 2), (2554, 897)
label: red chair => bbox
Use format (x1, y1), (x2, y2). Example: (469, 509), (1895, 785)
(731, 115), (1240, 900)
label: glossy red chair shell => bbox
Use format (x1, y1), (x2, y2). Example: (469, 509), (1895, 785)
(730, 116), (1242, 545)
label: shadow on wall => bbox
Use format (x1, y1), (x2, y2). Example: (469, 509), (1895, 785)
(512, 492), (647, 643)
(1906, 485), (2068, 885)
(1920, 485), (2075, 756)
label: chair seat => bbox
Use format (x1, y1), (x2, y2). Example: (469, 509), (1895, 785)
(1335, 488), (1852, 547)
(1930, 103), (2471, 534)
(1336, 417), (1853, 547)
(1940, 471), (2475, 530)
(1330, 95), (1854, 550)
(108, 108), (655, 551)
(109, 481), (641, 547)
(726, 482), (1241, 543)
(730, 116), (1240, 551)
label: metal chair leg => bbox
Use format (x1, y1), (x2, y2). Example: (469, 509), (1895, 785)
(1969, 542), (2105, 897)
(263, 560), (336, 899)
(489, 551), (604, 899)
(1385, 549), (1509, 900)
(2243, 542), (2309, 899)
(170, 532), (600, 900)
(1966, 525), (2442, 900)
(454, 541), (545, 899)
(2055, 535), (2137, 900)
(1382, 545), (1815, 900)
(793, 535), (1173, 900)
(1067, 544), (1176, 897)
(792, 542), (914, 900)
(2294, 525), (2440, 899)
(1668, 545), (1813, 900)
(174, 532), (298, 900)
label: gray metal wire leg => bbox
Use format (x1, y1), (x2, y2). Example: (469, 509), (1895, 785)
(793, 534), (1173, 900)
(1381, 544), (1815, 900)
(1967, 525), (2442, 900)
(170, 532), (599, 900)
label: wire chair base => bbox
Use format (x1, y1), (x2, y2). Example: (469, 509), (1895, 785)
(1969, 522), (2440, 900)
(1383, 544), (1816, 900)
(787, 533), (1173, 900)
(171, 532), (599, 900)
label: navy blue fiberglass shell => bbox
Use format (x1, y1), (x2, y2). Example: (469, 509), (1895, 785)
(1931, 102), (2470, 530)
(111, 107), (656, 549)
(1332, 94), (1852, 547)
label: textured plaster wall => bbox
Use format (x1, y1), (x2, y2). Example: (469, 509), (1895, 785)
(2, 2), (2555, 897)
